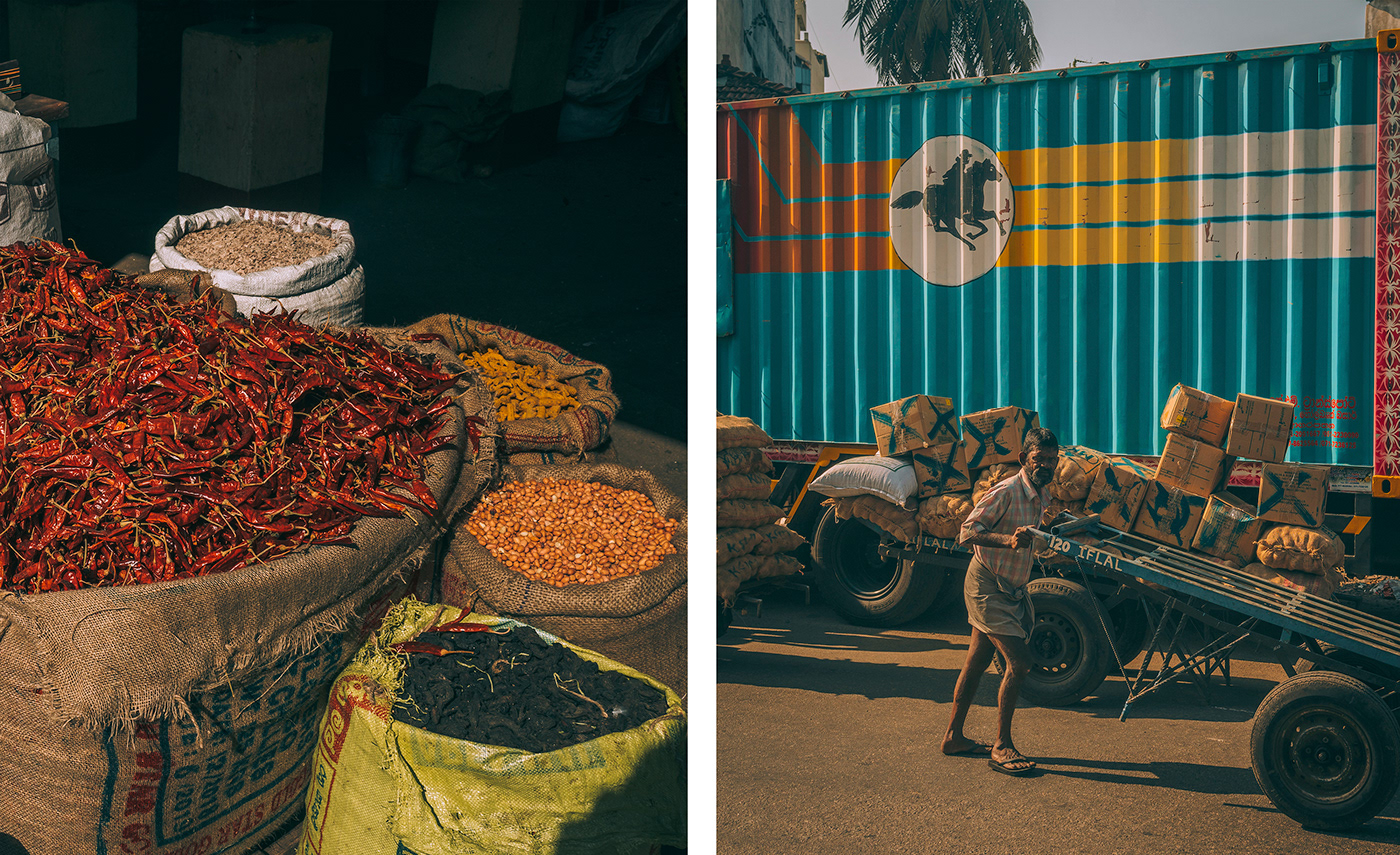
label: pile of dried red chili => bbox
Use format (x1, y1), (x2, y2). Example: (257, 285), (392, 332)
(0, 240), (459, 594)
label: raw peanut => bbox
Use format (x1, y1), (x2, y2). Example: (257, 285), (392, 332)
(465, 478), (679, 585)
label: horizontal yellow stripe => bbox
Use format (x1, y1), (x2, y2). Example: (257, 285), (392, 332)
(999, 139), (1196, 186)
(1010, 181), (1197, 229)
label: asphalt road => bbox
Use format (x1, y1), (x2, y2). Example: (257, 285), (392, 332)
(717, 589), (1400, 855)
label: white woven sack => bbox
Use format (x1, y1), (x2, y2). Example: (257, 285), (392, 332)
(149, 258), (365, 327)
(0, 104), (60, 243)
(151, 206), (356, 298)
(808, 455), (918, 509)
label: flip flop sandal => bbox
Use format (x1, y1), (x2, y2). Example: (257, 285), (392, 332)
(988, 756), (1036, 777)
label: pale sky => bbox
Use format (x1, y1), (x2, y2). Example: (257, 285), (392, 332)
(805, 0), (1371, 92)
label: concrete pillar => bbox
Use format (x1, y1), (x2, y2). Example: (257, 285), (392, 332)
(178, 22), (332, 192)
(8, 0), (137, 128)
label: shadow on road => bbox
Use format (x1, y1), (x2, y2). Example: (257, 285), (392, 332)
(1220, 804), (1400, 842)
(717, 647), (965, 702)
(1036, 754), (1258, 795)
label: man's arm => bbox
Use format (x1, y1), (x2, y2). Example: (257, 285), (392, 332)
(961, 527), (1033, 550)
(958, 487), (1034, 550)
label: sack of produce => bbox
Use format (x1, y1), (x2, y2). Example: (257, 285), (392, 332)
(1049, 446), (1104, 502)
(808, 454), (919, 509)
(717, 445), (773, 478)
(972, 463), (1022, 505)
(411, 313), (621, 459)
(718, 526), (766, 564)
(833, 495), (920, 544)
(1041, 497), (1086, 528)
(716, 498), (784, 528)
(918, 493), (974, 540)
(0, 101), (61, 244)
(150, 206), (365, 326)
(717, 553), (804, 606)
(1256, 525), (1345, 575)
(0, 242), (493, 855)
(718, 471), (773, 501)
(717, 413), (772, 450)
(440, 463), (686, 697)
(1241, 562), (1345, 598)
(299, 599), (686, 855)
(750, 523), (806, 555)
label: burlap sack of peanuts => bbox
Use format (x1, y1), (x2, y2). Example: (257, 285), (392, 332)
(717, 413), (772, 450)
(439, 462), (686, 698)
(973, 463), (1022, 505)
(1050, 446), (1104, 502)
(718, 527), (766, 564)
(832, 495), (920, 543)
(718, 471), (772, 501)
(1256, 525), (1345, 575)
(409, 313), (620, 457)
(1042, 497), (1087, 528)
(718, 445), (773, 478)
(0, 333), (494, 855)
(717, 498), (785, 529)
(1241, 562), (1345, 597)
(918, 493), (973, 540)
(751, 523), (805, 555)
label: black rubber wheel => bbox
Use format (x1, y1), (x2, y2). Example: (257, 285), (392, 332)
(1106, 595), (1150, 665)
(994, 577), (1112, 707)
(810, 506), (945, 626)
(1250, 671), (1400, 830)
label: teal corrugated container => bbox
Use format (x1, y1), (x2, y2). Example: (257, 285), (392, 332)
(718, 39), (1376, 467)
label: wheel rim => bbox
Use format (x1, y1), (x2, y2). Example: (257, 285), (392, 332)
(1028, 612), (1083, 684)
(830, 519), (901, 601)
(1270, 704), (1374, 807)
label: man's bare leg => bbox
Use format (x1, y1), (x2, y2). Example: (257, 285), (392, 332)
(984, 631), (1035, 773)
(942, 627), (997, 755)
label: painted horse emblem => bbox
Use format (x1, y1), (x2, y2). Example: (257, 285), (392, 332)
(890, 149), (1008, 252)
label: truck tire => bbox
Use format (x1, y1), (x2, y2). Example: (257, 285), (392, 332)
(994, 577), (1112, 707)
(1250, 671), (1400, 830)
(810, 506), (945, 626)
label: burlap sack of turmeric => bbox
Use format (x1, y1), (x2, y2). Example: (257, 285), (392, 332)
(1241, 562), (1346, 598)
(918, 493), (973, 540)
(409, 313), (620, 459)
(718, 471), (772, 501)
(0, 335), (494, 855)
(718, 445), (773, 478)
(832, 495), (920, 543)
(717, 413), (772, 450)
(1049, 446), (1104, 502)
(439, 462), (687, 699)
(972, 463), (1022, 505)
(717, 498), (785, 528)
(1256, 525), (1345, 575)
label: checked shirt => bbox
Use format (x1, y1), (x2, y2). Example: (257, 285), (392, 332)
(958, 467), (1049, 588)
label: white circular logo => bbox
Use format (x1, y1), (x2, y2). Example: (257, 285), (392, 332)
(888, 135), (1015, 287)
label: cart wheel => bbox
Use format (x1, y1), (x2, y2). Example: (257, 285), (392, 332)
(1107, 596), (1150, 665)
(1250, 671), (1400, 830)
(994, 577), (1112, 707)
(810, 506), (945, 626)
(1294, 642), (1400, 697)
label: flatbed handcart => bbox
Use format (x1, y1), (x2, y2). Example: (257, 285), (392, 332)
(1025, 513), (1400, 831)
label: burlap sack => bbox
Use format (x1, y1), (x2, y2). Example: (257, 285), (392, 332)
(1041, 497), (1087, 528)
(719, 564), (744, 606)
(439, 462), (686, 699)
(1050, 446), (1104, 501)
(717, 445), (773, 478)
(718, 527), (765, 564)
(409, 313), (619, 457)
(973, 464), (1022, 505)
(716, 413), (772, 450)
(1256, 525), (1345, 575)
(750, 523), (806, 555)
(1242, 562), (1345, 598)
(0, 334), (495, 855)
(507, 445), (619, 466)
(717, 554), (804, 607)
(918, 493), (974, 540)
(833, 495), (920, 544)
(718, 471), (773, 501)
(716, 498), (785, 528)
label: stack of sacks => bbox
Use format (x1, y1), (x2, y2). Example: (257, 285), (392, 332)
(716, 415), (804, 606)
(808, 453), (921, 535)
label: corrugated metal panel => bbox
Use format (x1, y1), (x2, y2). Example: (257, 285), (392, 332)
(718, 179), (734, 336)
(718, 39), (1377, 467)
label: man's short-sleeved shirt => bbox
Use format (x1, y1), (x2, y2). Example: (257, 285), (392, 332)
(957, 467), (1049, 588)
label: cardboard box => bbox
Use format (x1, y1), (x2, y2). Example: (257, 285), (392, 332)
(910, 441), (972, 498)
(1258, 462), (1331, 527)
(1154, 433), (1232, 497)
(1085, 456), (1153, 531)
(870, 395), (959, 455)
(1225, 394), (1296, 463)
(1133, 480), (1209, 549)
(1160, 384), (1234, 447)
(961, 406), (1040, 469)
(1191, 493), (1266, 567)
